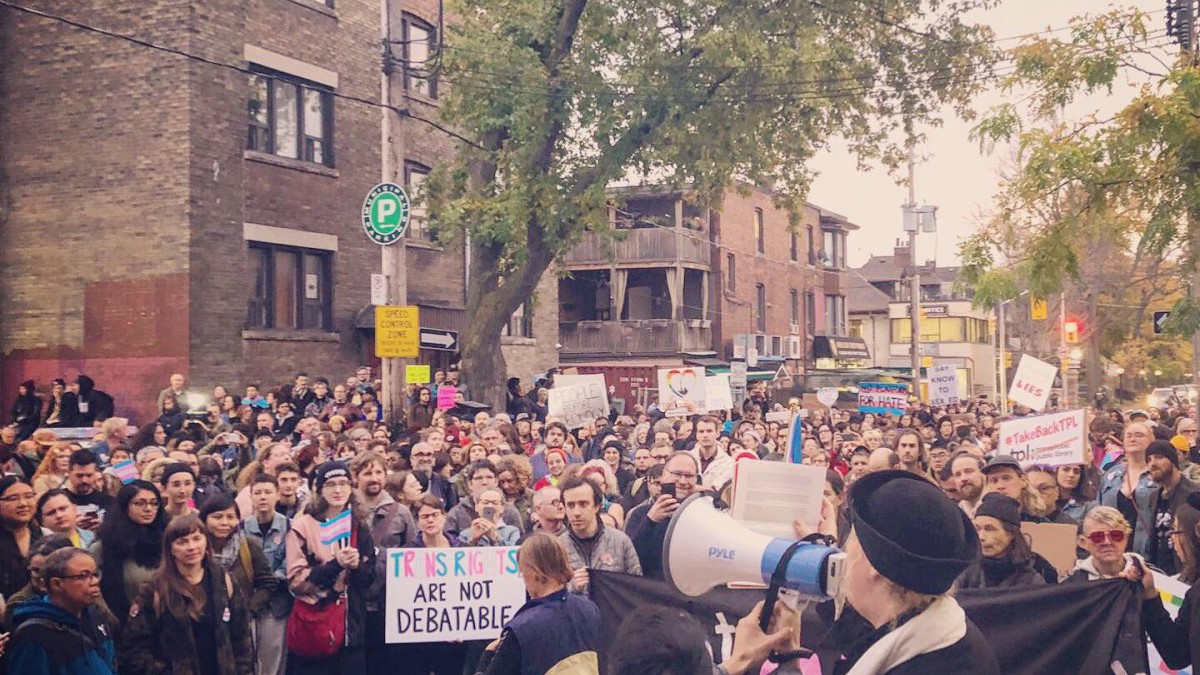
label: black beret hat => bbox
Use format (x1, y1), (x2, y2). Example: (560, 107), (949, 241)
(848, 470), (980, 595)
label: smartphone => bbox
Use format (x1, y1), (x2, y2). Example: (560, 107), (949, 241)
(660, 483), (677, 498)
(481, 506), (497, 520)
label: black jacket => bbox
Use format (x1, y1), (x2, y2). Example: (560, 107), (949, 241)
(42, 393), (78, 428)
(74, 377), (113, 426)
(1143, 577), (1200, 669)
(626, 506), (668, 580)
(826, 603), (1000, 675)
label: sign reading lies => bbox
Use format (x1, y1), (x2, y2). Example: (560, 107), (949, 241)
(998, 409), (1087, 468)
(385, 547), (526, 643)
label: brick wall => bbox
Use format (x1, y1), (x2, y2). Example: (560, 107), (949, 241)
(501, 267), (560, 382)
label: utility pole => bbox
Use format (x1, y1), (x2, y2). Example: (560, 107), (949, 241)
(998, 300), (1007, 414)
(1167, 1), (1200, 387)
(901, 143), (937, 400)
(380, 0), (409, 424)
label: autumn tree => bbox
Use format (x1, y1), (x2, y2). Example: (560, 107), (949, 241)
(420, 0), (1000, 406)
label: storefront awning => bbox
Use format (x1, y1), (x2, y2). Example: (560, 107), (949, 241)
(813, 335), (870, 361)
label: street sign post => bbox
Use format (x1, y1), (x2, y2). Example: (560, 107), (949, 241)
(370, 273), (387, 306)
(376, 306), (420, 358)
(362, 183), (411, 245)
(419, 328), (459, 352)
(1154, 311), (1171, 335)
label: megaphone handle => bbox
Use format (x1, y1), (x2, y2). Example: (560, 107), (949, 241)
(760, 540), (805, 632)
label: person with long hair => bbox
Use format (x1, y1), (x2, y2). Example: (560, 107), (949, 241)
(957, 493), (1048, 589)
(119, 514), (253, 674)
(0, 476), (42, 599)
(1055, 463), (1095, 523)
(1139, 493), (1200, 670)
(285, 461), (376, 675)
(409, 387), (435, 432)
(93, 480), (168, 623)
(200, 494), (275, 620)
(474, 533), (601, 675)
(29, 443), (71, 498)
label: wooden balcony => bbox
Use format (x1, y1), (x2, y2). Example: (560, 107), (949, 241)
(559, 320), (712, 356)
(562, 228), (710, 268)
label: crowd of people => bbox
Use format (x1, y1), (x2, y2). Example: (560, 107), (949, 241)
(0, 368), (1198, 674)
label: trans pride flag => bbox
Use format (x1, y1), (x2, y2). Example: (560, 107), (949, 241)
(320, 509), (353, 546)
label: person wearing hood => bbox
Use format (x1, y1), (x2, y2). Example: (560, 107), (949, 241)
(8, 548), (116, 675)
(10, 380), (42, 441)
(957, 493), (1049, 589)
(72, 376), (113, 427)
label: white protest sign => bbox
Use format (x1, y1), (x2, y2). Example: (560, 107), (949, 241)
(928, 364), (960, 406)
(704, 374), (733, 413)
(385, 547), (526, 643)
(548, 378), (610, 429)
(998, 409), (1087, 468)
(553, 373), (604, 390)
(656, 366), (706, 412)
(1009, 354), (1058, 411)
(816, 387), (839, 407)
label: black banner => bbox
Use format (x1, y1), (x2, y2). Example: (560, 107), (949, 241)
(590, 571), (1148, 675)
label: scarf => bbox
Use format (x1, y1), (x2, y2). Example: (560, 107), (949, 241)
(844, 595), (967, 675)
(212, 529), (247, 571)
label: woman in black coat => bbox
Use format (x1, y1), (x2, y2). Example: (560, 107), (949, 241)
(1139, 495), (1200, 670)
(10, 381), (41, 441)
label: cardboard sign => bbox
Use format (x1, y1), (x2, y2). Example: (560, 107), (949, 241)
(928, 364), (960, 406)
(436, 385), (457, 410)
(405, 364), (431, 384)
(385, 547), (526, 643)
(998, 409), (1087, 468)
(1020, 522), (1078, 577)
(548, 380), (610, 429)
(857, 382), (908, 416)
(657, 367), (706, 412)
(1009, 354), (1058, 411)
(816, 387), (839, 407)
(704, 374), (733, 413)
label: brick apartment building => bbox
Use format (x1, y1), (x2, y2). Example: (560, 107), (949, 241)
(557, 183), (860, 406)
(0, 0), (556, 423)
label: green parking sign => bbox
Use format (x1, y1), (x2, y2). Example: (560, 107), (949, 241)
(362, 182), (410, 245)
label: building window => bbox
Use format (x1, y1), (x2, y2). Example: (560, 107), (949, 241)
(754, 208), (765, 254)
(823, 230), (844, 268)
(790, 289), (799, 326)
(404, 161), (431, 241)
(402, 15), (438, 99)
(805, 292), (816, 335)
(726, 254), (736, 292)
(891, 317), (979, 343)
(247, 71), (333, 166)
(806, 225), (815, 264)
(849, 319), (863, 338)
(502, 303), (533, 338)
(790, 230), (798, 262)
(825, 294), (845, 335)
(755, 284), (766, 332)
(247, 243), (332, 330)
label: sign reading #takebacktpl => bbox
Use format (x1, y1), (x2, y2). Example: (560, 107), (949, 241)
(998, 409), (1086, 468)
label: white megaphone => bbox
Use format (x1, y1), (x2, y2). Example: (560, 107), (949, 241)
(663, 494), (845, 602)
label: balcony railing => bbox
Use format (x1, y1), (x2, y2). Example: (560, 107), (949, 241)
(559, 320), (712, 356)
(562, 228), (710, 267)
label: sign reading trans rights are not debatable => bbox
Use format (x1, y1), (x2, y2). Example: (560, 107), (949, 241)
(385, 547), (526, 643)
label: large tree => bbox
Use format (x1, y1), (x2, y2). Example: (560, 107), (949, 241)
(425, 0), (998, 406)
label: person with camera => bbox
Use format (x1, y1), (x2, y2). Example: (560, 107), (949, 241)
(626, 452), (701, 580)
(459, 486), (520, 547)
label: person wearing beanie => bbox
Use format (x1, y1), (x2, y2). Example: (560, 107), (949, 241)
(957, 493), (1048, 590)
(809, 470), (1000, 675)
(1144, 440), (1200, 575)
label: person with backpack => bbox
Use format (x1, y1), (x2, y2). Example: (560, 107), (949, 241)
(199, 494), (276, 623)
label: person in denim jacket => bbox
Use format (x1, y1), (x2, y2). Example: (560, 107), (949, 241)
(1094, 421), (1158, 556)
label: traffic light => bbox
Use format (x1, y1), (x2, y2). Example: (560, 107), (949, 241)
(1064, 320), (1080, 344)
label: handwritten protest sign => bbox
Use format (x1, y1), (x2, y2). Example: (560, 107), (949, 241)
(405, 365), (431, 384)
(928, 364), (960, 406)
(1009, 354), (1057, 411)
(998, 409), (1086, 468)
(548, 377), (610, 429)
(385, 547), (526, 643)
(657, 367), (706, 412)
(857, 382), (908, 416)
(436, 385), (457, 410)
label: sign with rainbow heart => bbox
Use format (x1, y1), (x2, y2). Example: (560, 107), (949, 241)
(657, 366), (706, 413)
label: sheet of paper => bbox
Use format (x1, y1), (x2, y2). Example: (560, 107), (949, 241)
(730, 461), (826, 539)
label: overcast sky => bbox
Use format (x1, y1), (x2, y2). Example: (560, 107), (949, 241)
(808, 0), (1168, 268)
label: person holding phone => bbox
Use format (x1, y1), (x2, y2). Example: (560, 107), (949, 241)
(627, 452), (701, 580)
(460, 487), (520, 546)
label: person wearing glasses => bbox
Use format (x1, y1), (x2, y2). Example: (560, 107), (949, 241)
(0, 476), (43, 600)
(626, 452), (702, 580)
(1068, 506), (1142, 581)
(409, 494), (469, 675)
(120, 514), (253, 675)
(8, 548), (117, 675)
(93, 480), (169, 625)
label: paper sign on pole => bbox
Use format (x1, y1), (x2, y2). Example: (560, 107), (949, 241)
(385, 547), (526, 643)
(548, 380), (611, 429)
(405, 365), (431, 384)
(704, 374), (733, 413)
(857, 382), (908, 416)
(656, 367), (706, 413)
(998, 409), (1087, 468)
(436, 385), (457, 410)
(928, 364), (960, 406)
(816, 387), (839, 407)
(730, 361), (748, 389)
(1009, 354), (1058, 411)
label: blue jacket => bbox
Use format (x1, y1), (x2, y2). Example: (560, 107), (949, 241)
(506, 588), (601, 675)
(8, 597), (116, 675)
(1094, 460), (1158, 556)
